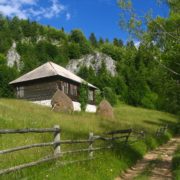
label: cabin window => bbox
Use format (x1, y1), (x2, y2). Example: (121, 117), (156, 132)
(17, 86), (24, 98)
(70, 84), (77, 96)
(88, 90), (94, 101)
(61, 82), (69, 94)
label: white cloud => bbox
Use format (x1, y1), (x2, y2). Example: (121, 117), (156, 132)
(0, 4), (27, 19)
(43, 0), (65, 19)
(66, 13), (71, 20)
(0, 0), (70, 20)
(135, 41), (140, 49)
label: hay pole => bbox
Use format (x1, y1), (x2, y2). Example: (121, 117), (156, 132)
(60, 139), (92, 144)
(0, 128), (60, 134)
(54, 125), (61, 155)
(61, 145), (113, 155)
(0, 142), (54, 155)
(0, 139), (97, 155)
(93, 135), (128, 141)
(89, 132), (94, 158)
(0, 154), (61, 175)
(125, 131), (132, 144)
(105, 128), (132, 135)
(156, 124), (168, 137)
(0, 136), (124, 155)
(0, 146), (111, 175)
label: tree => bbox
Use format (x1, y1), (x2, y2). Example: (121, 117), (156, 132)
(113, 38), (119, 47)
(101, 43), (123, 61)
(113, 38), (124, 47)
(99, 37), (104, 46)
(10, 16), (23, 41)
(69, 29), (87, 44)
(96, 61), (113, 90)
(78, 83), (89, 111)
(126, 41), (135, 48)
(0, 65), (18, 97)
(118, 0), (180, 113)
(103, 87), (117, 106)
(69, 29), (92, 55)
(0, 53), (6, 65)
(78, 65), (96, 85)
(89, 33), (98, 47)
(61, 27), (64, 32)
(68, 42), (81, 59)
(118, 39), (124, 47)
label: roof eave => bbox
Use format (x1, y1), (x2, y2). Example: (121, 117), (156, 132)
(9, 75), (98, 89)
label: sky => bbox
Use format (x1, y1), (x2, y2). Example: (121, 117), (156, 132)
(0, 0), (169, 42)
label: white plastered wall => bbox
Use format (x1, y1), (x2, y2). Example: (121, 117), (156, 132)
(32, 100), (96, 113)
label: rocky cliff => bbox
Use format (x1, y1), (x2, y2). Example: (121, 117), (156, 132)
(66, 52), (116, 76)
(6, 42), (21, 70)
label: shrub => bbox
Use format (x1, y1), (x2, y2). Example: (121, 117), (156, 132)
(78, 83), (88, 111)
(172, 146), (180, 180)
(141, 92), (158, 109)
(95, 90), (103, 105)
(103, 87), (117, 106)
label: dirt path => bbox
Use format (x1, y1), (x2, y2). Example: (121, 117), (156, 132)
(115, 137), (180, 180)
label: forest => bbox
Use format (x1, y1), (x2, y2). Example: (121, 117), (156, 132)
(0, 0), (179, 115)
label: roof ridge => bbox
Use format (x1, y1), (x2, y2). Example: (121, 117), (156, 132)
(48, 61), (58, 75)
(9, 61), (97, 89)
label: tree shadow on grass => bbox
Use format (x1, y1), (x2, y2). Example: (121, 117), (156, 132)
(143, 118), (179, 135)
(111, 141), (144, 173)
(143, 120), (164, 127)
(159, 118), (180, 135)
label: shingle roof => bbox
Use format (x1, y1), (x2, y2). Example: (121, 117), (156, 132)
(9, 61), (97, 89)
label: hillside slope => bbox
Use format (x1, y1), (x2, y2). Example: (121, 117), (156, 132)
(0, 99), (178, 180)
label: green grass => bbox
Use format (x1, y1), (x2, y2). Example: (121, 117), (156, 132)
(0, 98), (178, 180)
(172, 146), (180, 180)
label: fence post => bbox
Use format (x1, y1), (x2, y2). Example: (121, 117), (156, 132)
(163, 124), (168, 135)
(156, 128), (160, 137)
(89, 132), (93, 158)
(125, 131), (131, 144)
(54, 125), (60, 156)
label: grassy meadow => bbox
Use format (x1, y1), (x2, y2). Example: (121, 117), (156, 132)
(0, 98), (178, 180)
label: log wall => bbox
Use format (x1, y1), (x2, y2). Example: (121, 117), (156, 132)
(13, 76), (96, 104)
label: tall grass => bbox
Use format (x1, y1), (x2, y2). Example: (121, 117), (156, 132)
(0, 99), (178, 180)
(172, 146), (180, 180)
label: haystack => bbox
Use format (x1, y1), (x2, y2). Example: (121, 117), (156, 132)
(51, 89), (74, 113)
(96, 99), (114, 119)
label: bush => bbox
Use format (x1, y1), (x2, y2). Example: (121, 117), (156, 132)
(172, 146), (180, 180)
(68, 42), (81, 59)
(141, 92), (158, 109)
(103, 87), (117, 106)
(95, 90), (103, 105)
(0, 65), (18, 97)
(78, 83), (88, 111)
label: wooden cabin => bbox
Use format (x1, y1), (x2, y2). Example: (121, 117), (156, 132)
(9, 62), (97, 112)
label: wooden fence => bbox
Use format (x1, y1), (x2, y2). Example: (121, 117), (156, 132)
(0, 124), (168, 175)
(156, 124), (168, 137)
(0, 126), (132, 175)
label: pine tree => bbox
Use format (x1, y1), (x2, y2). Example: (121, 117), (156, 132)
(89, 33), (98, 47)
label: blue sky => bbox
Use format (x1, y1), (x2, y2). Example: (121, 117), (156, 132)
(0, 0), (169, 42)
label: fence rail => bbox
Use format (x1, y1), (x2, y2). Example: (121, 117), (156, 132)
(0, 128), (60, 134)
(156, 125), (168, 136)
(0, 124), (168, 175)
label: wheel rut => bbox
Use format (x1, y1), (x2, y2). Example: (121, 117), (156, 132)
(115, 137), (180, 180)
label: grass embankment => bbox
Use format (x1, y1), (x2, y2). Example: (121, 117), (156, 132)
(0, 99), (178, 180)
(172, 146), (180, 180)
